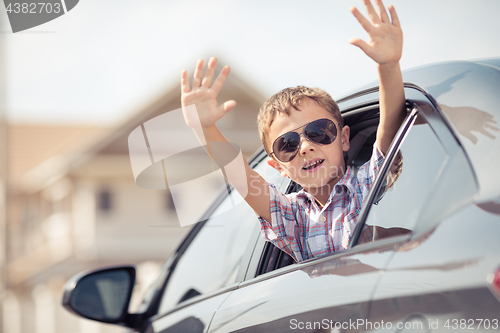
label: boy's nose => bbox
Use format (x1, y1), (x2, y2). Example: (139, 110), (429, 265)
(298, 134), (315, 155)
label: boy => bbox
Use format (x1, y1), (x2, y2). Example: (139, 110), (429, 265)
(180, 0), (406, 262)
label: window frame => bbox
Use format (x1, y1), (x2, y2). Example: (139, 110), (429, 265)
(349, 103), (420, 247)
(245, 85), (479, 280)
(350, 98), (452, 247)
(350, 86), (479, 248)
(243, 100), (389, 280)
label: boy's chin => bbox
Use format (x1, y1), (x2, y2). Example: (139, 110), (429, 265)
(300, 180), (337, 194)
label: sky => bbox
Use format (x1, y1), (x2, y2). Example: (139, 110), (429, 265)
(2, 0), (500, 126)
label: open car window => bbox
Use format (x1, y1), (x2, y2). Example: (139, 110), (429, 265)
(254, 104), (384, 276)
(253, 101), (455, 276)
(353, 105), (449, 246)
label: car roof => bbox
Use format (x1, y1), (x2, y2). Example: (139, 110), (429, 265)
(338, 58), (500, 202)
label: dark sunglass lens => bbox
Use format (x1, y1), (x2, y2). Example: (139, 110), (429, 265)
(273, 133), (300, 162)
(305, 119), (336, 144)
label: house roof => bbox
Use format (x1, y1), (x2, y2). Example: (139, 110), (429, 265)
(72, 60), (267, 158)
(8, 124), (110, 191)
(9, 60), (267, 193)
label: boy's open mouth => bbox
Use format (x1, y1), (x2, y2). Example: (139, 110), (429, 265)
(302, 159), (324, 170)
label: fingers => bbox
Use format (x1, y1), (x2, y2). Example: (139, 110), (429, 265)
(355, 1), (399, 28)
(388, 4), (401, 27)
(483, 113), (496, 122)
(183, 57), (230, 97)
(192, 59), (204, 88)
(466, 132), (478, 145)
(363, 0), (381, 25)
(375, 0), (390, 23)
(348, 37), (371, 55)
(211, 66), (231, 96)
(202, 57), (217, 88)
(350, 6), (372, 33)
(479, 127), (495, 139)
(219, 100), (237, 115)
(484, 122), (500, 132)
(181, 69), (190, 94)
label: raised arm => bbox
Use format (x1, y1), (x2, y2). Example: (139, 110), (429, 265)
(349, 0), (406, 154)
(181, 57), (273, 222)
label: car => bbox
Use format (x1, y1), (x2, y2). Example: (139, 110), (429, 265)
(62, 58), (500, 333)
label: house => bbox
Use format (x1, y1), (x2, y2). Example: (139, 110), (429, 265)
(2, 66), (266, 333)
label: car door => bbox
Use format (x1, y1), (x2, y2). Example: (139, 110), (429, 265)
(207, 98), (425, 333)
(207, 244), (404, 333)
(361, 90), (500, 332)
(141, 154), (288, 333)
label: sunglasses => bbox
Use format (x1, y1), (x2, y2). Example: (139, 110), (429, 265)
(270, 118), (341, 163)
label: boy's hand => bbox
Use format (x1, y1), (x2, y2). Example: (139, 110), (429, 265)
(349, 0), (402, 66)
(181, 57), (237, 129)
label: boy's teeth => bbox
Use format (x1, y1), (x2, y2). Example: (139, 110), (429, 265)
(304, 160), (323, 169)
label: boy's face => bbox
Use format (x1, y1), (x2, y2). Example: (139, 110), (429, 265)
(267, 98), (350, 195)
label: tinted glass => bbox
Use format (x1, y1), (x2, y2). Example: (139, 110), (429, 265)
(70, 270), (131, 321)
(158, 159), (283, 313)
(159, 192), (255, 312)
(359, 120), (448, 243)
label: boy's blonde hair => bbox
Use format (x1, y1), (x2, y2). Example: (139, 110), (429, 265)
(257, 86), (343, 156)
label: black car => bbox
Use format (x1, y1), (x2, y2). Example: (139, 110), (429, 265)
(62, 58), (500, 333)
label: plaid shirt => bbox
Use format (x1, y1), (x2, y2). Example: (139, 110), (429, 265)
(258, 144), (385, 262)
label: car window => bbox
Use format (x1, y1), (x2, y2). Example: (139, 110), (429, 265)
(357, 111), (449, 245)
(158, 156), (285, 314)
(253, 113), (384, 276)
(158, 190), (256, 313)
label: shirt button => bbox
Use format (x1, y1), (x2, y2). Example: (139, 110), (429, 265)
(319, 215), (326, 223)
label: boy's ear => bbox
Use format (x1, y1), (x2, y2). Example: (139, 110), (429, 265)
(341, 125), (350, 152)
(267, 158), (289, 178)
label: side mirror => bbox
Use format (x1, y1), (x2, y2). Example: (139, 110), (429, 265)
(62, 266), (136, 325)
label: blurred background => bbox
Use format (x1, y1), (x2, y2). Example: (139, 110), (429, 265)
(0, 0), (499, 332)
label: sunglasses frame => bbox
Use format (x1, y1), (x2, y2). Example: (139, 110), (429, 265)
(270, 118), (341, 163)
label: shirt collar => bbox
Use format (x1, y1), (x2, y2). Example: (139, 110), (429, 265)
(335, 166), (356, 196)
